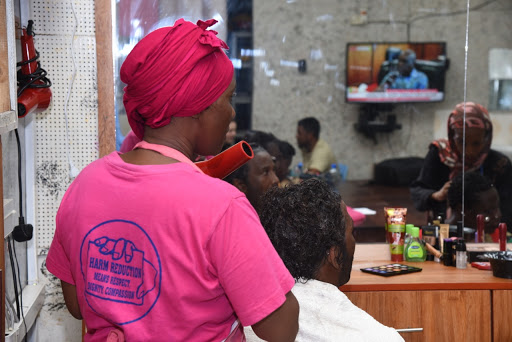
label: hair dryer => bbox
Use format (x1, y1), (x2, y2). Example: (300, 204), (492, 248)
(17, 20), (52, 117)
(195, 141), (254, 179)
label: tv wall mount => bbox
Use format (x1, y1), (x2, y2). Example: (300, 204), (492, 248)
(354, 104), (402, 144)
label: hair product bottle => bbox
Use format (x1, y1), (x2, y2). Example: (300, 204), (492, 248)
(456, 238), (467, 269)
(404, 227), (426, 262)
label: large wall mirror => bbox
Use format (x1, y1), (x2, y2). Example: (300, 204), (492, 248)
(97, 0), (512, 241)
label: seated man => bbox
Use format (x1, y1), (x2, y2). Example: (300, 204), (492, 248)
(379, 49), (429, 90)
(224, 143), (279, 213)
(246, 179), (403, 341)
(446, 171), (510, 242)
(296, 117), (337, 174)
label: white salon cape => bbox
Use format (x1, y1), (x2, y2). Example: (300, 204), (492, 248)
(245, 279), (404, 342)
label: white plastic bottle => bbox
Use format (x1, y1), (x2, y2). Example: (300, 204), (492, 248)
(328, 163), (342, 188)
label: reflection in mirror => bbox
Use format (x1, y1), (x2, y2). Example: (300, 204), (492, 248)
(488, 48), (512, 111)
(113, 0), (227, 150)
(108, 0), (512, 242)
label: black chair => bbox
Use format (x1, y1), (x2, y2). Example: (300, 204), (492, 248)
(414, 59), (448, 91)
(385, 47), (402, 61)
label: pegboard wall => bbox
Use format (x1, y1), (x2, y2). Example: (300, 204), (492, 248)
(30, 0), (99, 250)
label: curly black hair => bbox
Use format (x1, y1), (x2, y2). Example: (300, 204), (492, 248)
(259, 178), (345, 281)
(447, 171), (493, 210)
(242, 130), (278, 150)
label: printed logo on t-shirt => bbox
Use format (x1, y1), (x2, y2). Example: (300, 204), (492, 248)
(80, 219), (161, 325)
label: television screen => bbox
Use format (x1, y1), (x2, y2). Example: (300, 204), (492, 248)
(345, 42), (448, 104)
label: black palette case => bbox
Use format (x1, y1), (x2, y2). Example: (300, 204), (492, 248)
(360, 263), (423, 277)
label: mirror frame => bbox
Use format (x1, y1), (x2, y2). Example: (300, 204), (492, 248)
(95, 0), (116, 158)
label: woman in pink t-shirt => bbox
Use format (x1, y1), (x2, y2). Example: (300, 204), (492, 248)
(47, 18), (298, 342)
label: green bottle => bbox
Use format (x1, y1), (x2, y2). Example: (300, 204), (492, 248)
(404, 227), (426, 262)
(404, 224), (415, 245)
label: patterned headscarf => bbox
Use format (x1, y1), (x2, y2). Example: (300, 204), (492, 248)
(431, 102), (492, 179)
(121, 19), (234, 140)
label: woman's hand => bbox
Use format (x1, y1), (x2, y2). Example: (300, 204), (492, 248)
(431, 181), (452, 202)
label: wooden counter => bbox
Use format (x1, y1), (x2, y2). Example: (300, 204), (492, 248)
(342, 259), (512, 292)
(340, 244), (512, 341)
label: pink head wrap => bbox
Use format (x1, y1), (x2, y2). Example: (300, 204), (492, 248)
(121, 19), (234, 140)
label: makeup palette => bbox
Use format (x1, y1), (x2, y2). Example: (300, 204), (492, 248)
(361, 263), (423, 277)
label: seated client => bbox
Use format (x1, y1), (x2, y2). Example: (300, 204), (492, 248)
(224, 143), (279, 213)
(446, 171), (511, 242)
(246, 178), (403, 341)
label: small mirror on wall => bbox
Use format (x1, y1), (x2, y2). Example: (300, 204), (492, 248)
(489, 48), (512, 111)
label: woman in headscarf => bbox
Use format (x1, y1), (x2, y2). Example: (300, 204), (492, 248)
(410, 102), (512, 230)
(46, 19), (298, 341)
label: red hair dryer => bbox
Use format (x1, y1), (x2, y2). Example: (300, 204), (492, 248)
(195, 141), (254, 179)
(17, 20), (52, 117)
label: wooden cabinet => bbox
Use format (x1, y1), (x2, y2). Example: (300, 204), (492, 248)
(493, 290), (512, 341)
(341, 245), (512, 342)
(346, 290), (491, 341)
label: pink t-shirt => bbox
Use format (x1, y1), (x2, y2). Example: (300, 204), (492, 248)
(47, 151), (294, 341)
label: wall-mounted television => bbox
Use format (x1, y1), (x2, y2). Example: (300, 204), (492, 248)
(345, 42), (448, 104)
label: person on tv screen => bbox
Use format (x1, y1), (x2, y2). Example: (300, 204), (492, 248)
(379, 49), (429, 90)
